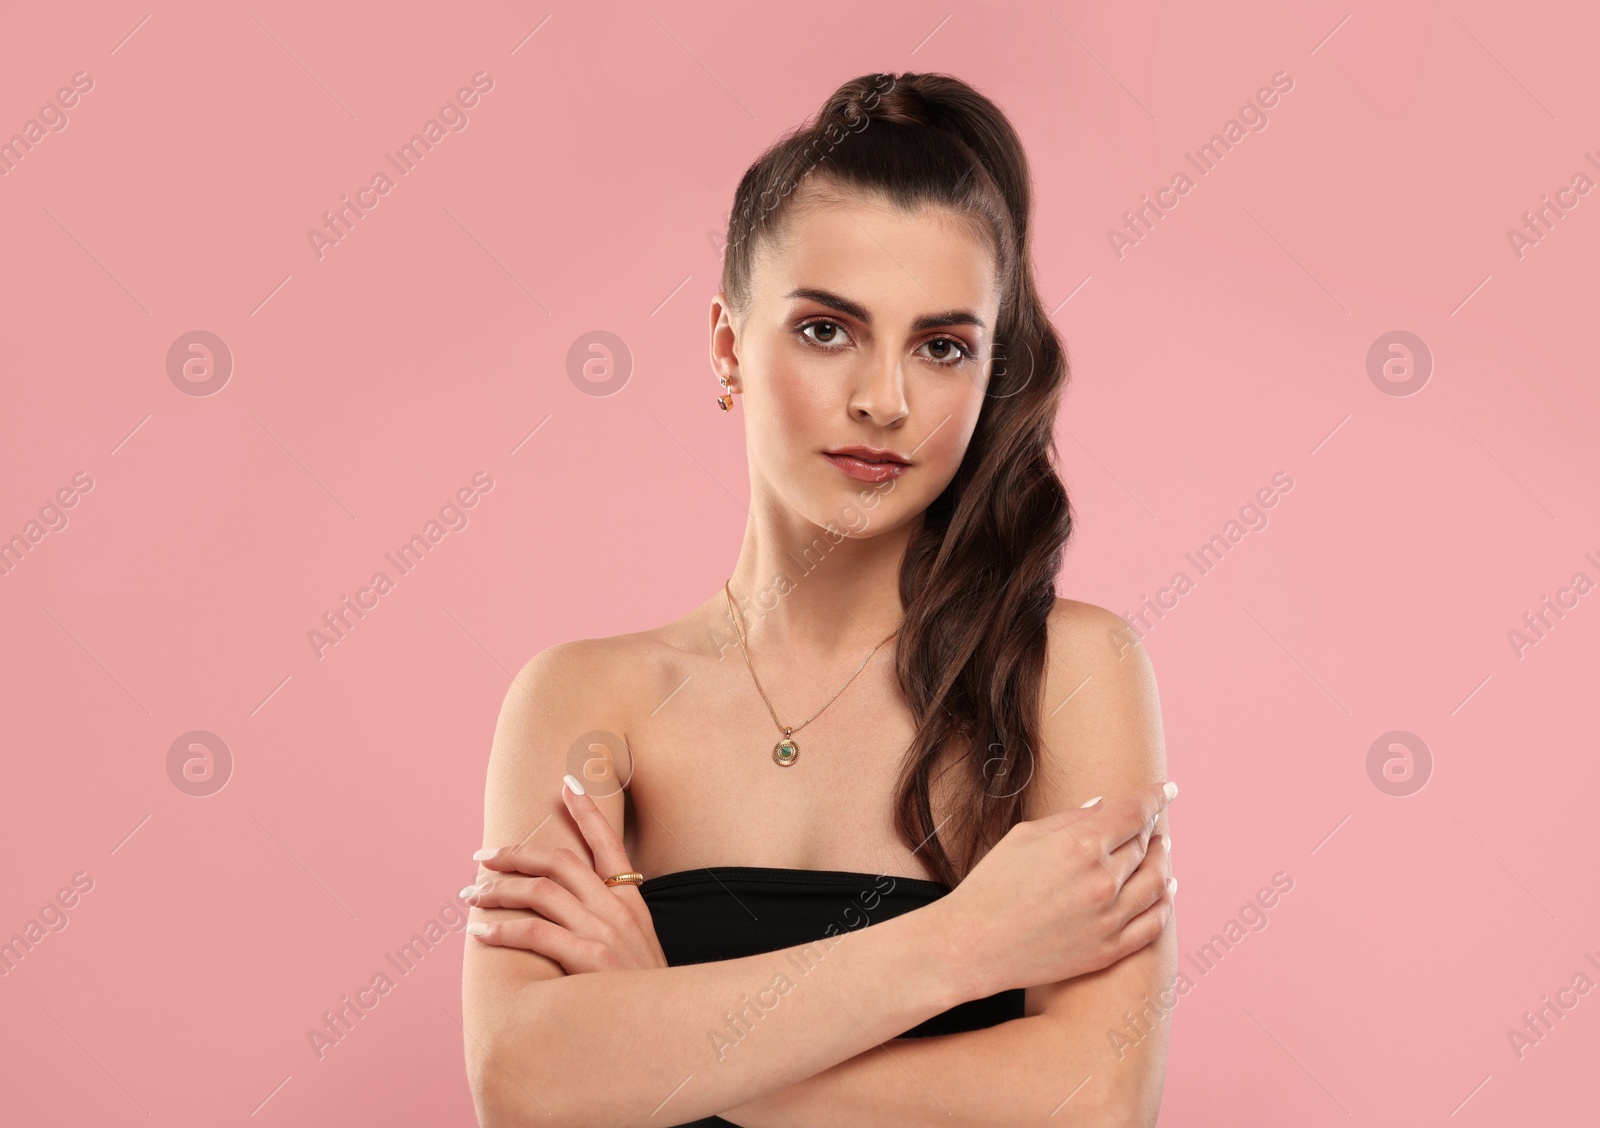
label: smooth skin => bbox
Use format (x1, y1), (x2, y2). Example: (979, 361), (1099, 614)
(462, 179), (1176, 1128)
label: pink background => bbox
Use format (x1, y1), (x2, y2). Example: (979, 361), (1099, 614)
(2, 1), (1596, 1124)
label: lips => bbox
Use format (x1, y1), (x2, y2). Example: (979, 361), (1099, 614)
(823, 446), (911, 483)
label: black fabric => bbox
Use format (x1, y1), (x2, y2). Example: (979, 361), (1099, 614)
(637, 865), (1025, 1128)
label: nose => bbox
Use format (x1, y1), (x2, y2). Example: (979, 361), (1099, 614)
(848, 353), (909, 428)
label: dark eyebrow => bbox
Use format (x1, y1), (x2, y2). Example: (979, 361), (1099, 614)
(784, 287), (987, 333)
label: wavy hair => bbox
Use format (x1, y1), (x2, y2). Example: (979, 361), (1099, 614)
(719, 72), (1073, 887)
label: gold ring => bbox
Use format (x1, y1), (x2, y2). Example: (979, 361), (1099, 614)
(603, 872), (644, 887)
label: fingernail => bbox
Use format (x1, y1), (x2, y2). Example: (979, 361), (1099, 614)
(1162, 781), (1178, 801)
(1164, 834), (1172, 853)
(458, 884), (481, 900)
(1079, 796), (1102, 807)
(563, 773), (585, 796)
(1167, 877), (1178, 896)
(466, 922), (490, 936)
(472, 847), (496, 861)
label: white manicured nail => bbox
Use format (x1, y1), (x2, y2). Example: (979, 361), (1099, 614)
(564, 773), (585, 795)
(1163, 781), (1178, 801)
(458, 884), (480, 900)
(467, 922), (489, 936)
(1079, 796), (1102, 807)
(472, 847), (496, 861)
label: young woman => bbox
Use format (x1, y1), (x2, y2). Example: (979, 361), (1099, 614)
(462, 71), (1177, 1128)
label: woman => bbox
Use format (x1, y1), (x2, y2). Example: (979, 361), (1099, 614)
(462, 71), (1177, 1128)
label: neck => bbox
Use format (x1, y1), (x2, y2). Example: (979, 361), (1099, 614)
(724, 501), (916, 657)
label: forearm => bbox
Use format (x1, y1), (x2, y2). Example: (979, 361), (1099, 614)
(713, 1015), (1130, 1128)
(715, 930), (1178, 1128)
(480, 901), (979, 1128)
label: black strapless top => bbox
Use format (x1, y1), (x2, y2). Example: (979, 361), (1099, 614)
(636, 865), (1025, 1128)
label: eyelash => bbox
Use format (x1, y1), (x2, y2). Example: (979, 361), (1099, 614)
(796, 317), (974, 368)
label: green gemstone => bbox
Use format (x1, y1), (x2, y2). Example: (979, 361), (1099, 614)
(773, 739), (799, 765)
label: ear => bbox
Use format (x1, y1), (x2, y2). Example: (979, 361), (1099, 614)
(709, 291), (740, 387)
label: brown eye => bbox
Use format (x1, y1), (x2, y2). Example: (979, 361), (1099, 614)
(920, 336), (972, 367)
(798, 319), (852, 348)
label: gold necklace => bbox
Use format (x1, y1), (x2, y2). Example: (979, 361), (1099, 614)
(722, 579), (899, 767)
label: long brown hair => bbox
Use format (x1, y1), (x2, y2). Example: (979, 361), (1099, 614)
(720, 72), (1073, 888)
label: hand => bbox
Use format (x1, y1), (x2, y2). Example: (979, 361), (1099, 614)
(935, 780), (1177, 997)
(465, 776), (668, 974)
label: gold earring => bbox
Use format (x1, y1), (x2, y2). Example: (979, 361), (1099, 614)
(716, 375), (735, 412)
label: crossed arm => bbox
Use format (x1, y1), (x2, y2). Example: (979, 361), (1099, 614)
(715, 602), (1174, 1127)
(464, 601), (1171, 1128)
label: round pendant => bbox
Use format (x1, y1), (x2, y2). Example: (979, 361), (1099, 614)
(772, 738), (800, 766)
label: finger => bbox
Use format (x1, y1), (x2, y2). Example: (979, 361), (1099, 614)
(1074, 781), (1176, 879)
(1104, 781), (1176, 851)
(1114, 883), (1174, 958)
(561, 775), (641, 898)
(476, 843), (620, 916)
(467, 914), (610, 972)
(1112, 846), (1171, 929)
(469, 874), (594, 934)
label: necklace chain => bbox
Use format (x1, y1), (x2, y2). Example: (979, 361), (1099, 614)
(722, 579), (898, 738)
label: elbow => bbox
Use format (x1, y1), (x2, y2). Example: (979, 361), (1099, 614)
(467, 1035), (519, 1128)
(469, 1030), (593, 1128)
(1079, 1088), (1161, 1128)
(468, 1029), (548, 1128)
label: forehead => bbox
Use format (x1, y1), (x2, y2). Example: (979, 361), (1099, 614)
(752, 183), (1000, 321)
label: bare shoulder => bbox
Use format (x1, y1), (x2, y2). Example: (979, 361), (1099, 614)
(465, 631), (661, 1024)
(1024, 597), (1167, 819)
(490, 629), (662, 788)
